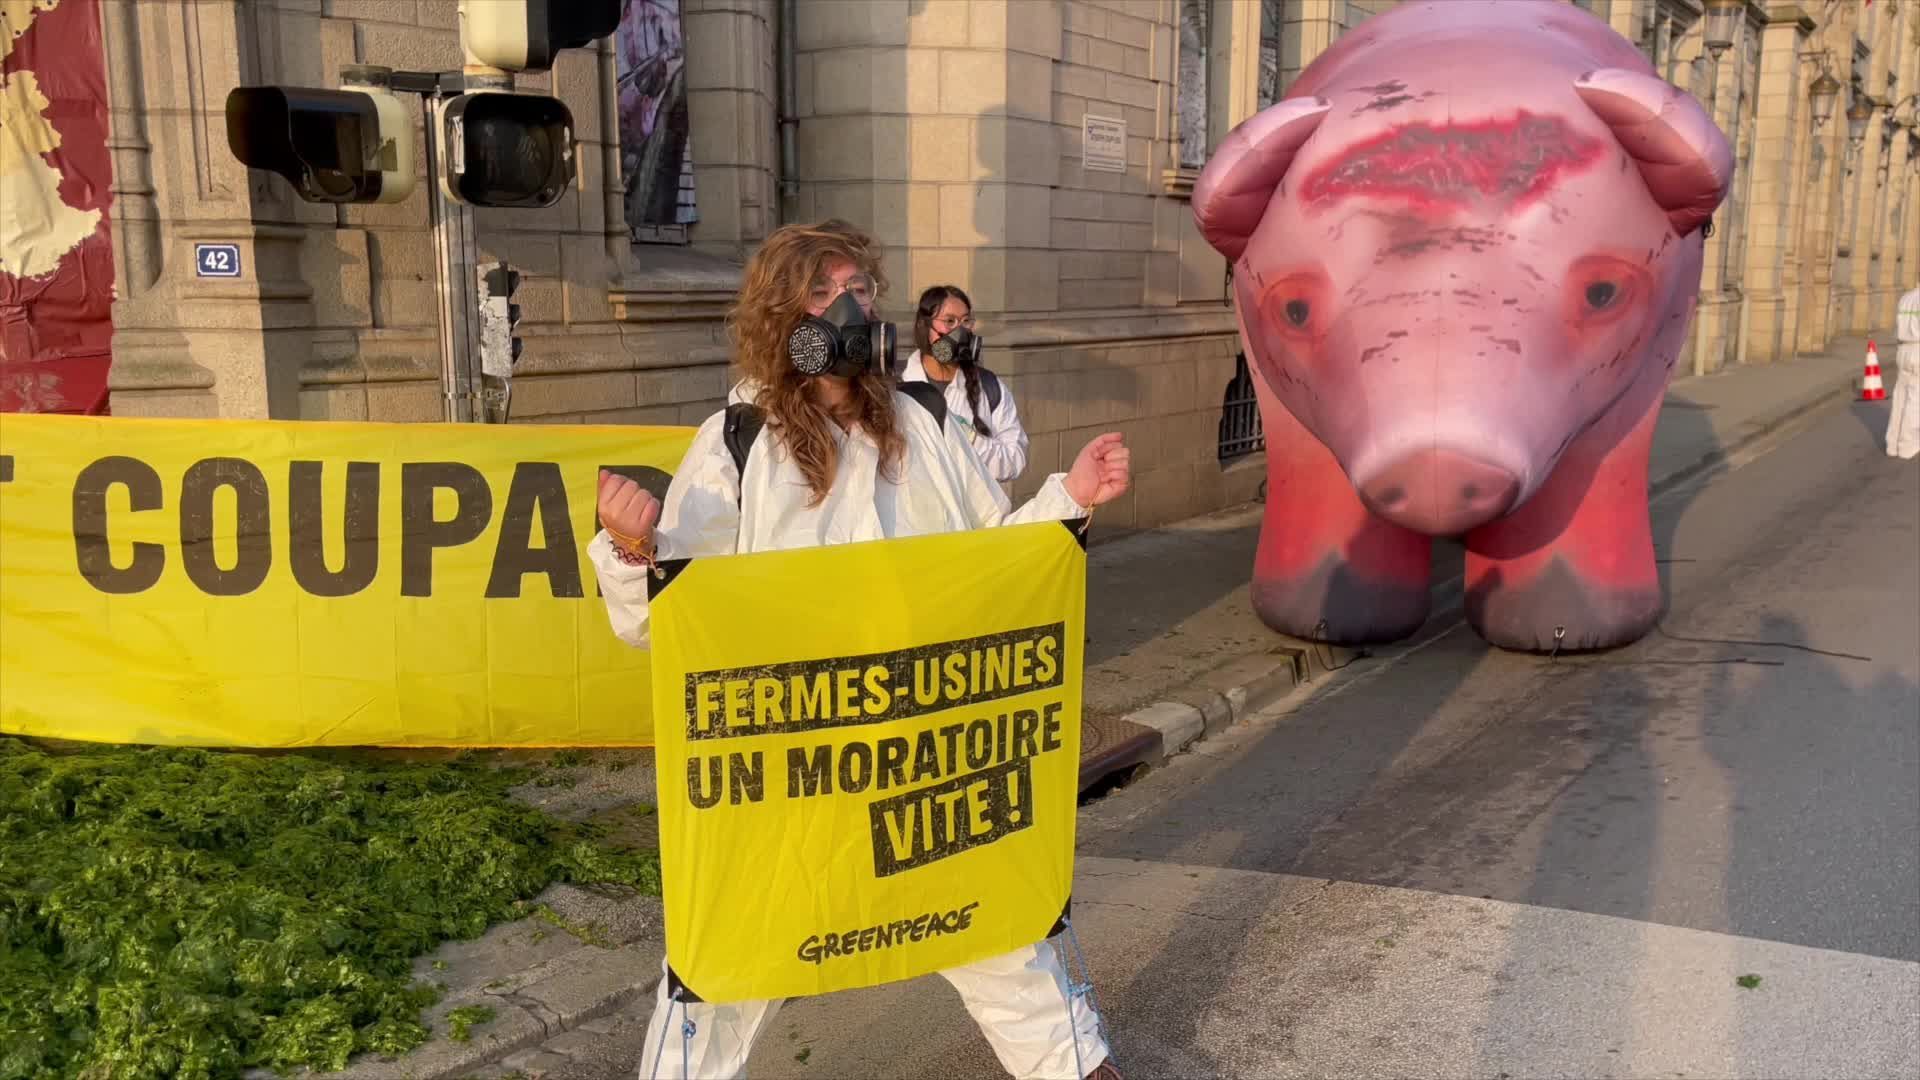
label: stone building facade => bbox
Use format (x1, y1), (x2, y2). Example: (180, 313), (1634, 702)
(82, 0), (1920, 532)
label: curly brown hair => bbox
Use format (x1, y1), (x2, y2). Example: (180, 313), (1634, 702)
(726, 219), (906, 507)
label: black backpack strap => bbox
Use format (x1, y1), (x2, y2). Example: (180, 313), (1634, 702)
(897, 380), (949, 429)
(727, 390), (943, 506)
(722, 403), (765, 488)
(978, 367), (1002, 412)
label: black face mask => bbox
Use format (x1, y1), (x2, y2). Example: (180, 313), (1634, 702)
(786, 291), (896, 378)
(929, 325), (982, 367)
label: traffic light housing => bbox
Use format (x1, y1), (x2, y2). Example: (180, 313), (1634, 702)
(479, 262), (524, 377)
(459, 0), (622, 74)
(225, 85), (416, 205)
(442, 90), (576, 209)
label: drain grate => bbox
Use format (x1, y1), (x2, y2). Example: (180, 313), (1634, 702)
(1078, 713), (1162, 793)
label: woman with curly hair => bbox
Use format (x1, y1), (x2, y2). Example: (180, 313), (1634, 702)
(589, 219), (1128, 1080)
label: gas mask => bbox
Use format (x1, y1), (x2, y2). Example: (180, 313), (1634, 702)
(786, 291), (896, 378)
(929, 324), (982, 367)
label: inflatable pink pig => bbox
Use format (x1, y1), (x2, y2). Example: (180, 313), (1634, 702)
(1193, 0), (1732, 653)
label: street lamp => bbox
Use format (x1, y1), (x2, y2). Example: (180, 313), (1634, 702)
(1808, 70), (1843, 128)
(1895, 93), (1920, 127)
(1702, 0), (1742, 60)
(1847, 93), (1874, 149)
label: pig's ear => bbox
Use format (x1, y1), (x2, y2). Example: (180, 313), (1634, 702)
(1574, 68), (1733, 237)
(1192, 96), (1331, 262)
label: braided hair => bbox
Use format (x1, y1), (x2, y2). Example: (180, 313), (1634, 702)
(913, 284), (991, 438)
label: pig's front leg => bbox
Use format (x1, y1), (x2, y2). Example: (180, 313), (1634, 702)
(1462, 382), (1664, 652)
(1252, 387), (1433, 645)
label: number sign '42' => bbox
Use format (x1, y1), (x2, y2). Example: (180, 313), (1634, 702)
(195, 243), (241, 278)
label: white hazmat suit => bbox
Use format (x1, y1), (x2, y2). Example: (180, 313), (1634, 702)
(588, 386), (1112, 1080)
(1891, 284), (1920, 460)
(899, 349), (1032, 484)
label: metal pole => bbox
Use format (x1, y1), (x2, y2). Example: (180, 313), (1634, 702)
(424, 89), (483, 422)
(777, 0), (800, 215)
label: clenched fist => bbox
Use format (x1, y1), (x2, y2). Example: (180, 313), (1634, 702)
(597, 469), (662, 553)
(1063, 432), (1131, 510)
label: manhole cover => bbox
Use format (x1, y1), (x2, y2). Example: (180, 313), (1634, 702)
(1078, 713), (1161, 792)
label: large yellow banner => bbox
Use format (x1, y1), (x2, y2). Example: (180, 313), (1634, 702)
(0, 412), (692, 748)
(647, 520), (1087, 1004)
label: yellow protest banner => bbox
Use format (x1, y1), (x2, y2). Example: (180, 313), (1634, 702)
(0, 412), (693, 748)
(646, 519), (1087, 1004)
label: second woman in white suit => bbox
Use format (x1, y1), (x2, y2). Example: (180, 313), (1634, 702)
(900, 284), (1029, 485)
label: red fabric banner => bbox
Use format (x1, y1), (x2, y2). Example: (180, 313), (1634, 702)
(0, 0), (114, 414)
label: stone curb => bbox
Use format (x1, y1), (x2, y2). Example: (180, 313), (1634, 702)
(1119, 365), (1863, 767)
(313, 941), (663, 1080)
(377, 364), (1864, 1078)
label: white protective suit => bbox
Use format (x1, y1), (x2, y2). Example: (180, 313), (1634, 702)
(588, 387), (1111, 1080)
(725, 354), (1032, 485)
(1890, 284), (1920, 460)
(899, 349), (1031, 485)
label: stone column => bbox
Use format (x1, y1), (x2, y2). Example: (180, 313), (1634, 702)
(1866, 122), (1898, 329)
(1682, 24), (1743, 377)
(1899, 0), (1920, 296)
(1607, 0), (1645, 44)
(1845, 105), (1889, 333)
(1278, 0), (1340, 87)
(1740, 4), (1814, 364)
(677, 0), (779, 259)
(1728, 4), (1766, 368)
(1873, 1), (1920, 323)
(1852, 38), (1894, 333)
(791, 0), (1058, 317)
(104, 0), (320, 419)
(1223, 0), (1264, 127)
(1792, 5), (1856, 354)
(1878, 127), (1913, 316)
(1906, 132), (1920, 290)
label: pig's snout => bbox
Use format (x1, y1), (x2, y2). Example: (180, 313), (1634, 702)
(1356, 449), (1520, 536)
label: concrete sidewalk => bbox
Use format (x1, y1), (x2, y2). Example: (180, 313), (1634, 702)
(308, 334), (1888, 1079)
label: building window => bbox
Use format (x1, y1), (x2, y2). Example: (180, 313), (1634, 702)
(1640, 0), (1697, 85)
(1258, 0), (1284, 109)
(1218, 352), (1265, 463)
(1174, 0), (1238, 175)
(616, 0), (698, 244)
(1177, 0), (1212, 170)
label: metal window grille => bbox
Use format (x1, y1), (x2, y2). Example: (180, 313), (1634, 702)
(1217, 352), (1265, 463)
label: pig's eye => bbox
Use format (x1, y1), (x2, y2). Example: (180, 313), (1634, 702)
(1565, 256), (1647, 328)
(1260, 268), (1330, 338)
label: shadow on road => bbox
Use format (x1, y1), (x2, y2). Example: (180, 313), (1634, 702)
(1069, 383), (1774, 1077)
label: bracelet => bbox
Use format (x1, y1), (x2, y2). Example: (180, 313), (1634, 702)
(604, 523), (654, 555)
(603, 526), (659, 576)
(610, 543), (655, 569)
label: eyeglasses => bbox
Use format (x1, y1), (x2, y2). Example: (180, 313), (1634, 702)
(931, 312), (976, 332)
(809, 272), (876, 310)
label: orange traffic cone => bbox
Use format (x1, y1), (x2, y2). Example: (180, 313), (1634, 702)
(1862, 340), (1887, 401)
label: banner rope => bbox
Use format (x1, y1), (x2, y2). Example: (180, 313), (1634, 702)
(649, 987), (693, 1080)
(1057, 916), (1115, 1077)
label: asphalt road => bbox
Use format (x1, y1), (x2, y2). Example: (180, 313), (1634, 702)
(1080, 398), (1920, 965)
(524, 399), (1920, 1079)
